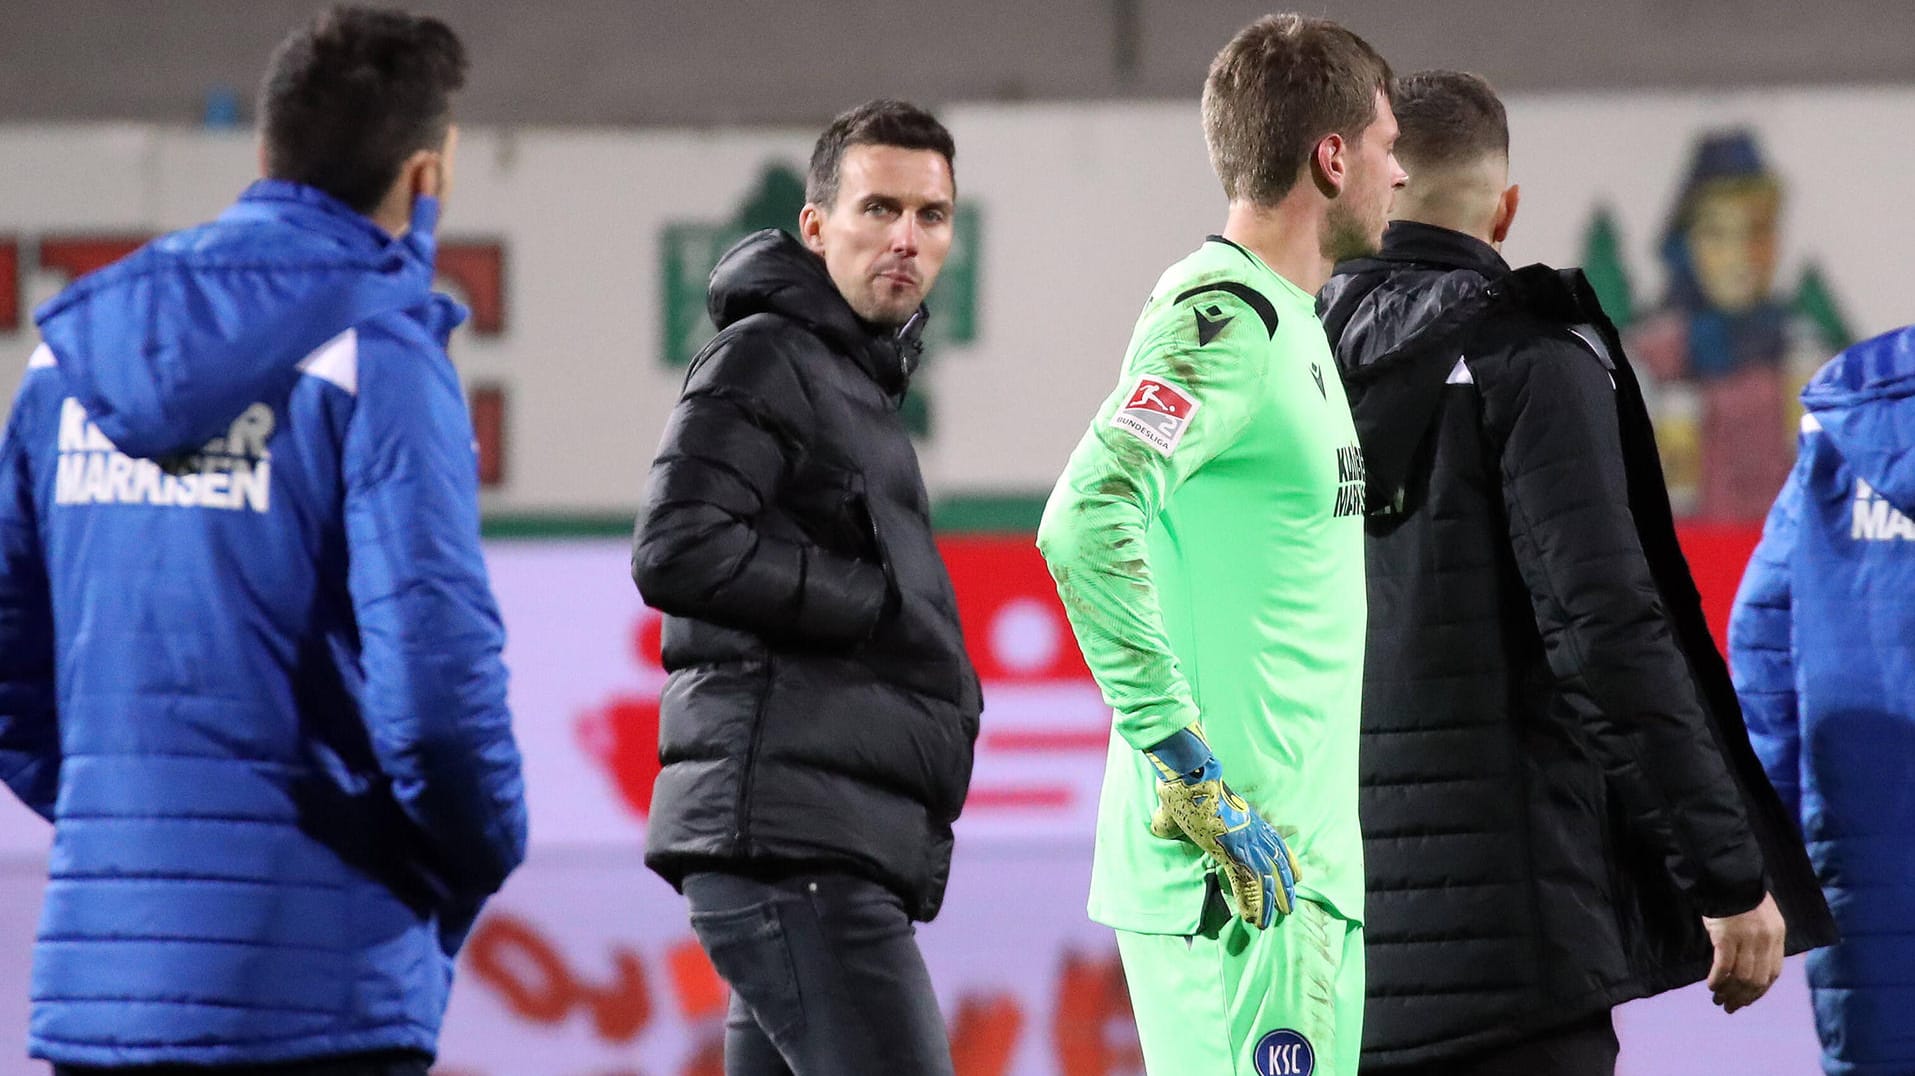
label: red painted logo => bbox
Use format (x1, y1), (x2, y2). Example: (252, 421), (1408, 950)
(575, 615), (666, 819)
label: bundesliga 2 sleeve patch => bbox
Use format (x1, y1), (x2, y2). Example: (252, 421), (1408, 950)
(1110, 375), (1201, 457)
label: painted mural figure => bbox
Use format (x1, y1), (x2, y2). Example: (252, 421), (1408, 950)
(1629, 131), (1837, 522)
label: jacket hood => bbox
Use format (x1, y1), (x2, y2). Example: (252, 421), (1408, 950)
(33, 180), (462, 459)
(706, 228), (926, 395)
(1319, 221), (1511, 373)
(1801, 324), (1915, 511)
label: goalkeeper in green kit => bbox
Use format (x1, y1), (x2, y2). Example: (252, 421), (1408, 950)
(1037, 15), (1404, 1076)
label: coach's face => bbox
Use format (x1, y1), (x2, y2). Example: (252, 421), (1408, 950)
(801, 144), (956, 328)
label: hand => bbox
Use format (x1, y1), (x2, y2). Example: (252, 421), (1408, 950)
(1144, 726), (1301, 930)
(1702, 892), (1785, 1013)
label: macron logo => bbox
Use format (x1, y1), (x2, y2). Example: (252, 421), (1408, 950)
(1852, 478), (1915, 542)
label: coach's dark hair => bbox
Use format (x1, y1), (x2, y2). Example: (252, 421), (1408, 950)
(1393, 70), (1508, 172)
(258, 6), (467, 214)
(1202, 14), (1393, 205)
(806, 99), (956, 207)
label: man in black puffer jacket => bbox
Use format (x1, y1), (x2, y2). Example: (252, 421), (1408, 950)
(632, 100), (980, 1076)
(1317, 72), (1834, 1075)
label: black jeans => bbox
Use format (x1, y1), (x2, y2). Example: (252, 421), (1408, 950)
(683, 869), (953, 1076)
(54, 1051), (430, 1076)
(1368, 1010), (1619, 1076)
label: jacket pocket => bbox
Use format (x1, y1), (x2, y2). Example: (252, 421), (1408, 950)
(787, 465), (886, 569)
(857, 501), (975, 707)
(846, 490), (894, 582)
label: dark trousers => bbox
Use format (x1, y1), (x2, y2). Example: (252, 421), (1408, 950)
(683, 869), (953, 1076)
(54, 1051), (430, 1076)
(1367, 1011), (1619, 1076)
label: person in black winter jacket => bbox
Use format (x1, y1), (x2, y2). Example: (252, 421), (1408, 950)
(1316, 72), (1834, 1076)
(631, 100), (981, 1076)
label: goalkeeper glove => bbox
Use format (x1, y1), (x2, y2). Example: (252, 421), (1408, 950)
(1143, 725), (1300, 930)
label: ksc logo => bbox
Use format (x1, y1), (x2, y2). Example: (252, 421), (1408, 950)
(1254, 1028), (1315, 1076)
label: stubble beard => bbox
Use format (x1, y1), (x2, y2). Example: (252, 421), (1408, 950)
(852, 292), (916, 329)
(1325, 179), (1401, 264)
(853, 279), (926, 329)
(1323, 196), (1385, 265)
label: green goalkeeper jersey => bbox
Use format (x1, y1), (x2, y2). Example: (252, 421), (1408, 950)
(1037, 236), (1368, 934)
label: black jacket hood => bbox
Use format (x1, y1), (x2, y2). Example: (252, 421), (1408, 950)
(706, 228), (927, 397)
(1319, 220), (1511, 372)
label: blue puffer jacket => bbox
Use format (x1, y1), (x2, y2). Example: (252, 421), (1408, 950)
(0, 180), (527, 1066)
(1730, 324), (1915, 1076)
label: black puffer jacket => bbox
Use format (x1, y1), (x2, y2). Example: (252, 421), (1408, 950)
(633, 229), (981, 922)
(1318, 222), (1834, 1066)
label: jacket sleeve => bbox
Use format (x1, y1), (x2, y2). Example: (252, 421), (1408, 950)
(632, 327), (888, 645)
(0, 373), (58, 821)
(1487, 334), (1767, 918)
(1036, 292), (1267, 751)
(345, 329), (527, 898)
(1728, 446), (1807, 821)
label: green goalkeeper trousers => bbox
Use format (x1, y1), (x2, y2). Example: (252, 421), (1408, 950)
(1116, 887), (1363, 1076)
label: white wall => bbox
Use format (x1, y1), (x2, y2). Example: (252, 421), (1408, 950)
(0, 87), (1910, 515)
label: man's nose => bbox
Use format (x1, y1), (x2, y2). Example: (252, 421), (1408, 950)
(889, 214), (921, 255)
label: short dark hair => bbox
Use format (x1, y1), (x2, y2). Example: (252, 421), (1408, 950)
(805, 99), (956, 207)
(1393, 71), (1508, 172)
(258, 6), (467, 214)
(1202, 14), (1393, 205)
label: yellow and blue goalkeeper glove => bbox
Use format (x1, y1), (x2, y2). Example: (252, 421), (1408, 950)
(1144, 725), (1300, 930)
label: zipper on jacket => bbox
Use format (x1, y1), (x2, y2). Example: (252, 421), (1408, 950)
(852, 493), (896, 586)
(732, 654), (778, 852)
(892, 309), (928, 399)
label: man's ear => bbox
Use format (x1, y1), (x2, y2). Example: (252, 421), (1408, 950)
(399, 148), (444, 200)
(1491, 182), (1521, 245)
(1312, 132), (1350, 198)
(798, 203), (827, 254)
